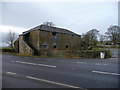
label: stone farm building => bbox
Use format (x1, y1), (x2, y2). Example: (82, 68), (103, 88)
(14, 25), (81, 56)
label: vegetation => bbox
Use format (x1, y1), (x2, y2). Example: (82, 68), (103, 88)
(0, 47), (12, 49)
(99, 34), (106, 43)
(81, 25), (120, 50)
(105, 25), (120, 43)
(42, 22), (55, 27)
(81, 29), (99, 49)
(6, 31), (18, 52)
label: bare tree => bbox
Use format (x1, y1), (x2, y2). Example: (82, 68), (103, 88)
(6, 31), (18, 51)
(42, 22), (55, 27)
(105, 25), (120, 43)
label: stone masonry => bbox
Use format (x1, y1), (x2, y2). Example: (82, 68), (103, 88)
(14, 25), (81, 56)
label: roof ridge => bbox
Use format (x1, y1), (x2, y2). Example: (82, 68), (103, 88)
(21, 24), (80, 36)
(40, 25), (79, 35)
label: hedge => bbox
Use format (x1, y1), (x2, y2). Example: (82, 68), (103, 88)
(0, 49), (13, 52)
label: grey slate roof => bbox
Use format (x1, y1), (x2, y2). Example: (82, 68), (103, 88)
(22, 25), (80, 36)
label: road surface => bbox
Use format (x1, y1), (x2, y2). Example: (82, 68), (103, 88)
(108, 48), (120, 58)
(2, 53), (119, 89)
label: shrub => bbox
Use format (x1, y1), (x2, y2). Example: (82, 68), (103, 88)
(0, 48), (13, 52)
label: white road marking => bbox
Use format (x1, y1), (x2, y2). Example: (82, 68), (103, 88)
(6, 72), (16, 75)
(4, 72), (85, 89)
(77, 62), (108, 66)
(95, 63), (108, 66)
(26, 76), (84, 89)
(77, 62), (86, 64)
(92, 70), (120, 76)
(15, 61), (56, 68)
(103, 64), (108, 66)
(38, 64), (56, 68)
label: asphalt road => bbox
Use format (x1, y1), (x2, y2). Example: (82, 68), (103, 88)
(2, 53), (119, 89)
(108, 49), (120, 58)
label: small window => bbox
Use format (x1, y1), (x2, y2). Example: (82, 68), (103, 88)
(66, 45), (68, 48)
(53, 43), (57, 49)
(53, 45), (56, 48)
(42, 43), (48, 49)
(43, 45), (47, 48)
(72, 35), (74, 37)
(52, 32), (57, 36)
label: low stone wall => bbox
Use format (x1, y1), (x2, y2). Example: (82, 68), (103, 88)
(39, 49), (111, 58)
(64, 50), (111, 58)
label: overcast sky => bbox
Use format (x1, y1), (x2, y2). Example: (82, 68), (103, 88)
(0, 0), (118, 35)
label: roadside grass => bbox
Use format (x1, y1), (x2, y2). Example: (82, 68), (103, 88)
(13, 53), (108, 59)
(0, 47), (12, 54)
(13, 53), (100, 59)
(13, 53), (37, 57)
(0, 47), (12, 49)
(106, 47), (120, 49)
(92, 48), (104, 50)
(97, 41), (104, 45)
(13, 53), (67, 58)
(13, 52), (83, 59)
(94, 46), (120, 49)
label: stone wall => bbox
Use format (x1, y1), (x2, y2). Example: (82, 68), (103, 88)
(57, 33), (81, 50)
(14, 38), (19, 53)
(19, 35), (34, 55)
(64, 50), (111, 58)
(17, 29), (81, 56)
(29, 30), (40, 52)
(39, 30), (81, 50)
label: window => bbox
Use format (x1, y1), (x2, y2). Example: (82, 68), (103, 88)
(42, 43), (48, 49)
(43, 44), (47, 48)
(53, 45), (56, 48)
(53, 43), (57, 49)
(66, 45), (68, 48)
(52, 32), (57, 36)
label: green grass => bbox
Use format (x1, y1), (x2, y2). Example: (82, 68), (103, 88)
(13, 53), (66, 58)
(0, 47), (12, 49)
(104, 47), (120, 49)
(97, 41), (104, 44)
(92, 48), (106, 51)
